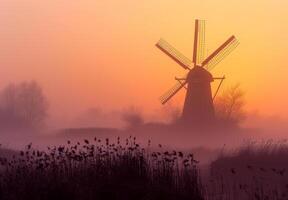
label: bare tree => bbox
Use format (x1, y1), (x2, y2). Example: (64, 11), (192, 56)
(214, 84), (246, 127)
(0, 81), (49, 129)
(1, 83), (17, 115)
(122, 107), (144, 129)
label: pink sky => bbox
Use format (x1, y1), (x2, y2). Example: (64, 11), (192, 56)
(0, 0), (287, 127)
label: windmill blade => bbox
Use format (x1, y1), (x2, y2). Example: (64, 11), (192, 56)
(193, 20), (206, 65)
(206, 39), (239, 71)
(156, 38), (192, 70)
(201, 36), (239, 71)
(159, 80), (187, 104)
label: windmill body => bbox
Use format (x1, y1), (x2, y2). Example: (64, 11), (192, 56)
(182, 66), (214, 124)
(156, 19), (239, 127)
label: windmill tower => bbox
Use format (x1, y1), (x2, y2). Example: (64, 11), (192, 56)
(156, 19), (239, 126)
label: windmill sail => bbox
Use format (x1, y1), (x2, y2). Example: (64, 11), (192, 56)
(159, 79), (187, 104)
(156, 39), (192, 70)
(156, 20), (239, 125)
(193, 20), (206, 65)
(201, 36), (239, 71)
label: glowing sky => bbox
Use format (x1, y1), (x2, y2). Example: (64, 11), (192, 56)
(0, 0), (287, 124)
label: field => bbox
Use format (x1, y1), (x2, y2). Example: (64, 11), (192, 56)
(208, 140), (288, 200)
(0, 136), (287, 200)
(0, 137), (203, 200)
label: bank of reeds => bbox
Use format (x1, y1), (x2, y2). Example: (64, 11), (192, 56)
(207, 140), (288, 200)
(0, 137), (203, 200)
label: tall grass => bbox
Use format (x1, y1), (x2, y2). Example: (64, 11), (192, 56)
(0, 137), (203, 200)
(207, 140), (288, 200)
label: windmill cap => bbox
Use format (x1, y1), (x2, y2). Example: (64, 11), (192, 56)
(187, 66), (213, 82)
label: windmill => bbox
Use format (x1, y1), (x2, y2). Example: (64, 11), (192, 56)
(156, 19), (239, 125)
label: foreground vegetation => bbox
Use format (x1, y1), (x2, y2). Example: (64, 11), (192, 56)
(0, 137), (203, 200)
(209, 140), (288, 200)
(1, 137), (288, 200)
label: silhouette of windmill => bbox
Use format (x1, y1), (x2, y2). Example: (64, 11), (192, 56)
(156, 19), (239, 125)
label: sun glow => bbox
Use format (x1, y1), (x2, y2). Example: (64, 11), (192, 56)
(0, 0), (287, 123)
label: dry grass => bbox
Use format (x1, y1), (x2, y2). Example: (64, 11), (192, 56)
(0, 136), (203, 200)
(207, 140), (288, 200)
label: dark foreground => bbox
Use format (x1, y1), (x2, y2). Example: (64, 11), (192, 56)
(0, 137), (287, 200)
(0, 137), (203, 200)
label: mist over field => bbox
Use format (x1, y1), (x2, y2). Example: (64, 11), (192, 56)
(0, 1), (287, 199)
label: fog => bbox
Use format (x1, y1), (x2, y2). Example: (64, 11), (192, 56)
(1, 103), (287, 166)
(0, 72), (286, 166)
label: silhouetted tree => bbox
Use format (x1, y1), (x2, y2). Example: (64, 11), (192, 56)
(214, 84), (246, 127)
(122, 107), (144, 128)
(0, 81), (49, 129)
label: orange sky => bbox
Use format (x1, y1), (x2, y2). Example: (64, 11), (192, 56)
(0, 0), (287, 125)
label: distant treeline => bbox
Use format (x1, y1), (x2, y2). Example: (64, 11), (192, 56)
(0, 80), (48, 130)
